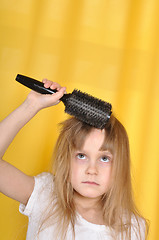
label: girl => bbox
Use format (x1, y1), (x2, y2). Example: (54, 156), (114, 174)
(0, 79), (148, 239)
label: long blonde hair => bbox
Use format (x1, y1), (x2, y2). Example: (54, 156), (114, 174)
(39, 115), (149, 239)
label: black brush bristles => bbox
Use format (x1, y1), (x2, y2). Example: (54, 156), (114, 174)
(16, 74), (112, 129)
(62, 90), (112, 129)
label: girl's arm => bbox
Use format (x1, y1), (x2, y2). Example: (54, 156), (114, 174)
(0, 80), (66, 205)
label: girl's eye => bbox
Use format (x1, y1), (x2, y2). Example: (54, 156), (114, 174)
(77, 154), (86, 160)
(100, 156), (110, 163)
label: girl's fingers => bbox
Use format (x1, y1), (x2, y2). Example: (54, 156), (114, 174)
(29, 79), (67, 108)
(27, 86), (67, 110)
(42, 79), (61, 90)
(51, 87), (66, 102)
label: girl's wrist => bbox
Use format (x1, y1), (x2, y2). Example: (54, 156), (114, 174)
(22, 96), (41, 116)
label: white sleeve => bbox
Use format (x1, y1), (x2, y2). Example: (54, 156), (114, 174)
(19, 172), (54, 217)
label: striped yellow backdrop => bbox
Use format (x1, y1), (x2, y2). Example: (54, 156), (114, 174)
(0, 1), (158, 239)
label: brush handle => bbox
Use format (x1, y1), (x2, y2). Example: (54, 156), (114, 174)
(15, 74), (70, 103)
(16, 74), (58, 94)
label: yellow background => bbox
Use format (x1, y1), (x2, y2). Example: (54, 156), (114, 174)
(0, 0), (159, 239)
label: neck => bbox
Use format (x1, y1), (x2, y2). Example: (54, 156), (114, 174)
(73, 191), (104, 225)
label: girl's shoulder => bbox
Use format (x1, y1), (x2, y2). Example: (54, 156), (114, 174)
(35, 172), (54, 188)
(130, 214), (147, 239)
(131, 213), (146, 229)
(33, 172), (54, 200)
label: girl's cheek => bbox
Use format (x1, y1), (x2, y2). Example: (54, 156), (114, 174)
(98, 161), (112, 168)
(71, 159), (84, 172)
(75, 158), (88, 165)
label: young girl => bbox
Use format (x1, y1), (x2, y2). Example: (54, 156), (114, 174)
(0, 79), (148, 239)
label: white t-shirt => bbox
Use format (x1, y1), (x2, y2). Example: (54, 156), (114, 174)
(19, 173), (145, 240)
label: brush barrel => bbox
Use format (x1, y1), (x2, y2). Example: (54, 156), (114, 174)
(63, 90), (112, 129)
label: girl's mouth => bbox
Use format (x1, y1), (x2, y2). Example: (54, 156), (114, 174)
(82, 181), (99, 186)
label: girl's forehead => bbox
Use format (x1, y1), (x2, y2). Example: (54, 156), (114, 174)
(84, 128), (105, 143)
(73, 128), (112, 152)
(71, 123), (114, 153)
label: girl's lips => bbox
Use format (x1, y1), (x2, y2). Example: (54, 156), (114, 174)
(82, 181), (99, 186)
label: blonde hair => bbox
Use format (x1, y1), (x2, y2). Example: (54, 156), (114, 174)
(39, 115), (149, 239)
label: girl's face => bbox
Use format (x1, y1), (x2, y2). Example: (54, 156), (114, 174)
(70, 128), (113, 202)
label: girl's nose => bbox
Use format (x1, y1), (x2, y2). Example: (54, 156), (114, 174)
(85, 161), (98, 175)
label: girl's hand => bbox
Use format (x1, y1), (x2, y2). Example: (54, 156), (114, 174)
(26, 79), (66, 111)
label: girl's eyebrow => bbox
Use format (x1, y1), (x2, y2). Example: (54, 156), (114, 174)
(75, 149), (113, 156)
(75, 150), (86, 154)
(99, 150), (113, 156)
(75, 147), (86, 151)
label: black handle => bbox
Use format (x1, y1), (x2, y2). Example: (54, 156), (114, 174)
(16, 74), (57, 94)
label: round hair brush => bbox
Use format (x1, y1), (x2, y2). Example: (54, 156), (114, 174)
(15, 74), (112, 129)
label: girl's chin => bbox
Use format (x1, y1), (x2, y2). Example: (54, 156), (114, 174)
(74, 190), (102, 200)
